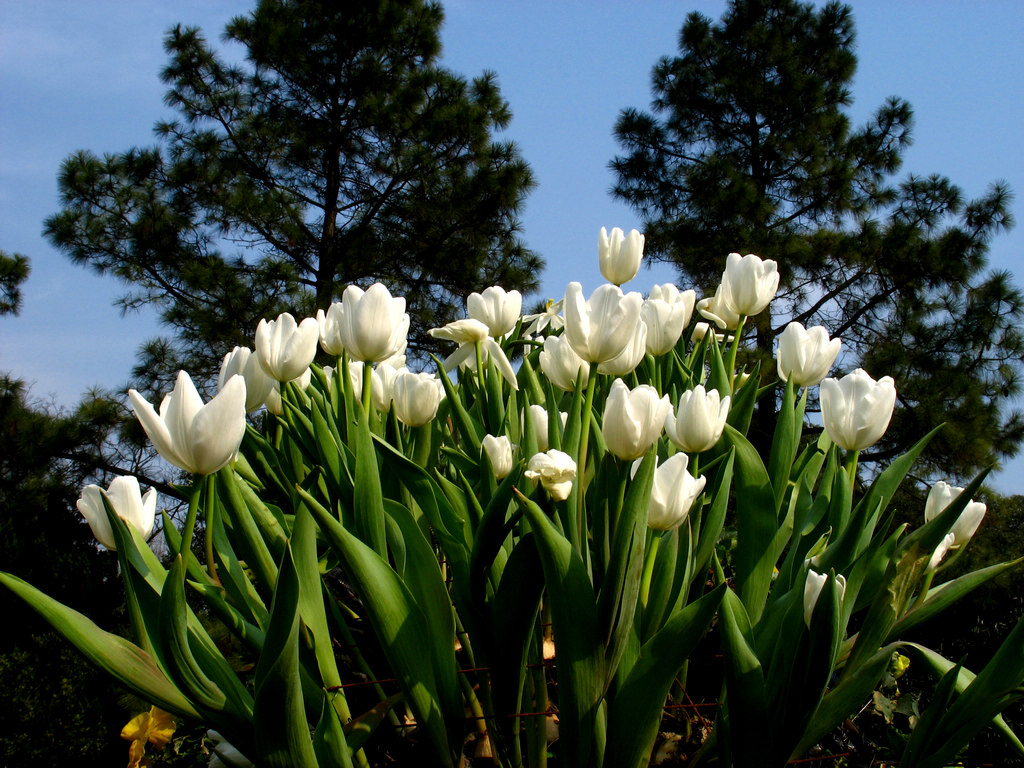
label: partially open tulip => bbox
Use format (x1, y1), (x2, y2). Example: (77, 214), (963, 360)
(430, 318), (519, 390)
(337, 283), (410, 363)
(539, 334), (590, 392)
(129, 371), (246, 476)
(392, 370), (443, 427)
(696, 285), (741, 331)
(219, 346), (275, 412)
(598, 226), (644, 286)
(602, 378), (671, 461)
(77, 476), (157, 550)
(820, 368), (896, 451)
(924, 481), (986, 546)
(721, 252), (779, 317)
(665, 385), (730, 454)
(255, 312), (320, 382)
(776, 322), (842, 388)
(482, 434), (514, 480)
(632, 453), (706, 531)
(563, 282), (644, 364)
(642, 284), (696, 356)
(522, 298), (564, 336)
(525, 450), (577, 501)
(468, 286), (523, 338)
(927, 532), (957, 573)
(803, 570), (846, 627)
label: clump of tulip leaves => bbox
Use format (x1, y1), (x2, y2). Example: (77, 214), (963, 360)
(4, 237), (1024, 768)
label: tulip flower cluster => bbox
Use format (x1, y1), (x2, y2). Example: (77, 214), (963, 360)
(6, 227), (1023, 768)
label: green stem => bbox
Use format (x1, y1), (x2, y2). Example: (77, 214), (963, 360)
(576, 373), (600, 556)
(202, 474), (221, 587)
(640, 530), (663, 607)
(178, 477), (204, 563)
(726, 315), (747, 393)
(361, 360), (373, 415)
(475, 339), (487, 394)
(845, 449), (860, 487)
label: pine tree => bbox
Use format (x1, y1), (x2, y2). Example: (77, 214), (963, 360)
(611, 0), (1023, 479)
(45, 0), (541, 393)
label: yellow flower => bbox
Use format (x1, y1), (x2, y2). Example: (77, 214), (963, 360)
(121, 706), (176, 768)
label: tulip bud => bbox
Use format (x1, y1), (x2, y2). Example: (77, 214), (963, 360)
(482, 434), (514, 480)
(392, 370), (443, 427)
(776, 322), (841, 388)
(524, 404), (568, 453)
(525, 450), (577, 501)
(129, 371), (247, 476)
(820, 368), (896, 451)
(563, 282), (644, 364)
(219, 346), (275, 412)
(468, 286), (523, 338)
(803, 570), (846, 628)
(665, 385), (730, 454)
(338, 283), (410, 363)
(316, 302), (346, 357)
(924, 481), (986, 547)
(598, 227), (644, 286)
(255, 312), (320, 382)
(631, 453), (706, 531)
(77, 476), (157, 550)
(539, 334), (590, 392)
(602, 378), (671, 461)
(721, 252), (779, 317)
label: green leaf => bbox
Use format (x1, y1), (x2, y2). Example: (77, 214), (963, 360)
(516, 489), (604, 768)
(722, 425), (776, 622)
(717, 587), (774, 768)
(253, 544), (320, 768)
(597, 450), (654, 688)
(301, 485), (460, 766)
(888, 558), (1024, 640)
(0, 571), (200, 719)
(605, 585), (725, 768)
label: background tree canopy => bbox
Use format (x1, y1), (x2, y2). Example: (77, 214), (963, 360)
(45, 0), (541, 394)
(611, 0), (1024, 482)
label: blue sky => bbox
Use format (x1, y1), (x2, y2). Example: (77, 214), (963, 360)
(1, 1), (1022, 490)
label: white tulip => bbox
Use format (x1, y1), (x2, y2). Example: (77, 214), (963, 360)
(924, 481), (986, 547)
(721, 252), (779, 316)
(563, 282), (644, 364)
(602, 378), (671, 461)
(525, 450), (577, 501)
(129, 371), (247, 476)
(598, 226), (644, 286)
(77, 476), (157, 550)
(482, 434), (514, 480)
(631, 453), (706, 531)
(219, 346), (275, 412)
(539, 334), (590, 392)
(665, 385), (730, 454)
(255, 312), (320, 382)
(776, 322), (841, 388)
(337, 283), (410, 363)
(820, 369), (896, 451)
(468, 286), (523, 338)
